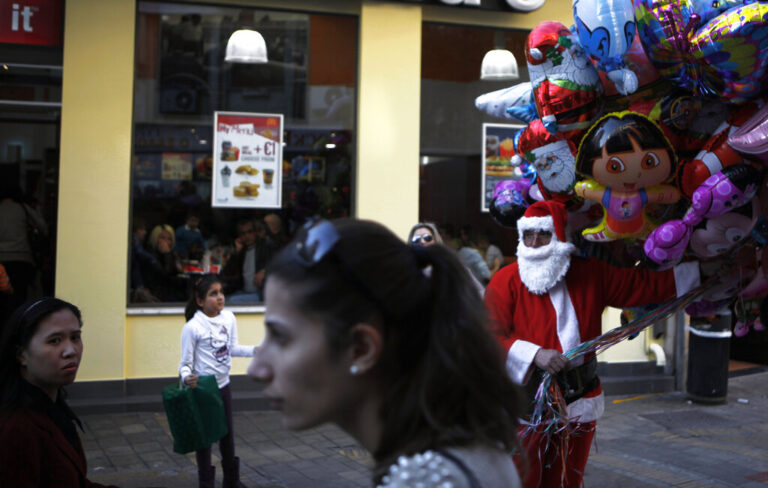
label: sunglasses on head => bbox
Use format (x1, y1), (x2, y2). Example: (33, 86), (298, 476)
(291, 218), (387, 313)
(410, 234), (434, 244)
(293, 219), (340, 266)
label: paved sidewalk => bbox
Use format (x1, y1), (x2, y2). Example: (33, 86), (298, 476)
(84, 371), (768, 487)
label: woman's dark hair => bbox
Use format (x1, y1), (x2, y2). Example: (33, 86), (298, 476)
(576, 111), (677, 179)
(0, 297), (83, 413)
(185, 274), (223, 321)
(266, 218), (524, 482)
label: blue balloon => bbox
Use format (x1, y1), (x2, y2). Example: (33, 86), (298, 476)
(573, 0), (639, 94)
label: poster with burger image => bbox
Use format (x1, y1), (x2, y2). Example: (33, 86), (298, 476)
(482, 123), (524, 212)
(212, 111), (283, 209)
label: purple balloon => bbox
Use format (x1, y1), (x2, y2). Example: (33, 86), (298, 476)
(689, 164), (759, 221)
(643, 220), (690, 268)
(490, 179), (533, 228)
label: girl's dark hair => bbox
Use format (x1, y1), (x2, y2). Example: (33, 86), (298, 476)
(266, 219), (524, 482)
(576, 111), (677, 179)
(0, 297), (83, 413)
(185, 274), (223, 321)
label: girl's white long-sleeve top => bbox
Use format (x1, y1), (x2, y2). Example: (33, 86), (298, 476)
(179, 309), (254, 388)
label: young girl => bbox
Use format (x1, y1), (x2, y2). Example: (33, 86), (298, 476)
(249, 219), (524, 487)
(180, 275), (253, 488)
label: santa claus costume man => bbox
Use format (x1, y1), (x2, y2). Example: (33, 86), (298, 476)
(485, 200), (699, 488)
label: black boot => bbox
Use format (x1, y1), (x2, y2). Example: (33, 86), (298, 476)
(198, 464), (215, 488)
(222, 456), (248, 488)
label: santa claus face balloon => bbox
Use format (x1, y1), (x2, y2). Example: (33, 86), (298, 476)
(530, 142), (577, 194)
(516, 119), (579, 196)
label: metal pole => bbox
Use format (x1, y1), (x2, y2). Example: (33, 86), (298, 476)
(674, 310), (687, 391)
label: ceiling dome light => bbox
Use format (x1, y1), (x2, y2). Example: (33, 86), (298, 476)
(480, 49), (519, 81)
(225, 29), (268, 64)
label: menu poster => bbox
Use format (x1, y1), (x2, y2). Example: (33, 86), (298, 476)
(481, 123), (524, 212)
(212, 111), (283, 208)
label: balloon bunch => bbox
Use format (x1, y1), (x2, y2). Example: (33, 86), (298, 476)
(643, 164), (761, 268)
(476, 0), (768, 334)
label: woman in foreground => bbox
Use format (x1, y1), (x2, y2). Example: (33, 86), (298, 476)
(249, 218), (524, 487)
(0, 297), (119, 487)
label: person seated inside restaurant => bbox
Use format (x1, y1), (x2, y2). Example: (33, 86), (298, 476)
(137, 224), (186, 303)
(174, 210), (206, 260)
(130, 218), (159, 303)
(263, 213), (290, 249)
(220, 219), (276, 303)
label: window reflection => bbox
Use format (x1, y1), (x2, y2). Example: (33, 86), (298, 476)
(419, 23), (530, 262)
(129, 3), (357, 306)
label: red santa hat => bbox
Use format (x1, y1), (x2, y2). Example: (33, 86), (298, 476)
(511, 119), (577, 166)
(517, 200), (568, 242)
(525, 21), (571, 66)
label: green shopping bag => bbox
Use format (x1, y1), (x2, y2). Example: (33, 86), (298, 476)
(162, 375), (228, 454)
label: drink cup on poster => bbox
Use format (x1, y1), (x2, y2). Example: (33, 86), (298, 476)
(263, 168), (275, 187)
(220, 166), (232, 187)
(486, 135), (500, 157)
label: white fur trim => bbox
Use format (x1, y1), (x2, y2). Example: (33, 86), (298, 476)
(548, 279), (581, 356)
(517, 215), (555, 240)
(673, 261), (700, 297)
(507, 340), (541, 385)
(566, 391), (605, 423)
(530, 48), (543, 60)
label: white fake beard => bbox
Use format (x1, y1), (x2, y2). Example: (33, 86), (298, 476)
(517, 239), (576, 294)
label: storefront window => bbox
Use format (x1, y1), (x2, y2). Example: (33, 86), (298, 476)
(0, 25), (64, 323)
(420, 23), (529, 260)
(130, 2), (357, 306)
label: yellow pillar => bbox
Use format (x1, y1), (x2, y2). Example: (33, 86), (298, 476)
(58, 0), (136, 381)
(356, 1), (422, 238)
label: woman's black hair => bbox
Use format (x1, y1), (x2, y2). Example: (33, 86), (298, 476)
(185, 274), (223, 321)
(266, 219), (524, 483)
(576, 111), (677, 179)
(0, 297), (83, 413)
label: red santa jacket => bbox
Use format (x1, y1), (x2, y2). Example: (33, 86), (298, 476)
(485, 256), (699, 421)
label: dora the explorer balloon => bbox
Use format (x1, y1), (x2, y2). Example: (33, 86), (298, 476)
(574, 111), (680, 242)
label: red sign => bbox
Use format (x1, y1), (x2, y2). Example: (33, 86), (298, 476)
(0, 0), (63, 46)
